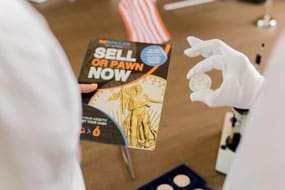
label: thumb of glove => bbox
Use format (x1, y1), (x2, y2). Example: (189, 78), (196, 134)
(190, 89), (218, 107)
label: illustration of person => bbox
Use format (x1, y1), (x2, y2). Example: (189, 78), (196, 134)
(109, 84), (162, 148)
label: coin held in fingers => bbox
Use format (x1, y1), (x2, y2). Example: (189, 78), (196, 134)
(189, 73), (212, 92)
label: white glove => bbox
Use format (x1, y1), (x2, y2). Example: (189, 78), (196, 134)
(184, 36), (264, 109)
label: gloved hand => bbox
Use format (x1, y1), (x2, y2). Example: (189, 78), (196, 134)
(184, 36), (264, 109)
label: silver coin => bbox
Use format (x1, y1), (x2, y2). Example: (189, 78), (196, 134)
(189, 73), (212, 92)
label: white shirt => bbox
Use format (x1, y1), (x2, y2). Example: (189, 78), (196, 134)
(0, 1), (84, 189)
(224, 31), (285, 189)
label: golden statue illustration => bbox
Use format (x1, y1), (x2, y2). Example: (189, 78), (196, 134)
(108, 84), (162, 148)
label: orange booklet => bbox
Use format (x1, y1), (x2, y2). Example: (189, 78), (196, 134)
(78, 39), (172, 150)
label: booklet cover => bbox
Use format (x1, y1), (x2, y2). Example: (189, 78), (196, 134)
(78, 39), (172, 150)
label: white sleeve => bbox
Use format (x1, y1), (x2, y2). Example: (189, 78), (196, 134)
(223, 31), (285, 190)
(0, 1), (84, 190)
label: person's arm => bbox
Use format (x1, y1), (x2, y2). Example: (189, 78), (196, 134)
(184, 35), (285, 190)
(0, 1), (84, 189)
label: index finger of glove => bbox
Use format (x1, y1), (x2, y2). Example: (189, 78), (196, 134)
(186, 36), (204, 47)
(186, 55), (223, 79)
(184, 39), (222, 58)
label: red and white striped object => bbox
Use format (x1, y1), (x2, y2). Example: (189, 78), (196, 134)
(118, 0), (171, 44)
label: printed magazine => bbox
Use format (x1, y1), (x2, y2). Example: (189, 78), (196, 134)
(78, 39), (172, 150)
